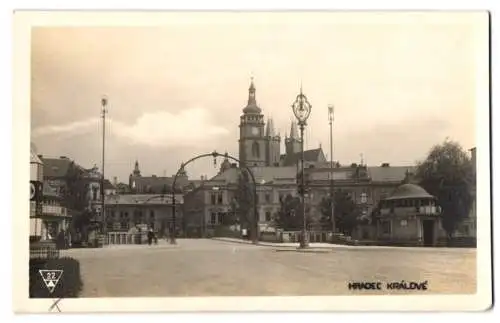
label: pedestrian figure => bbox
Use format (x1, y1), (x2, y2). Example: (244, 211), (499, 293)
(154, 233), (158, 245)
(147, 228), (154, 246)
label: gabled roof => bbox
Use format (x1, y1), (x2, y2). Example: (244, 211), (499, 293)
(30, 144), (43, 164)
(209, 166), (297, 185)
(41, 157), (78, 178)
(385, 183), (434, 200)
(367, 166), (416, 183)
(280, 148), (326, 166)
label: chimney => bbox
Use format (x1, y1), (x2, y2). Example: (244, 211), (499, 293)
(60, 156), (68, 159)
(381, 163), (390, 167)
(37, 154), (43, 159)
(113, 176), (118, 186)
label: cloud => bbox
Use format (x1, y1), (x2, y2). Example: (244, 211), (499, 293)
(111, 107), (229, 147)
(32, 107), (230, 148)
(32, 118), (100, 137)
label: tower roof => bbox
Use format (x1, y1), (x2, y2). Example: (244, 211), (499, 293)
(242, 77), (262, 114)
(385, 183), (435, 200)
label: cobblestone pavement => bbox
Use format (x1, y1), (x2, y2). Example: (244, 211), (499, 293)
(62, 239), (476, 297)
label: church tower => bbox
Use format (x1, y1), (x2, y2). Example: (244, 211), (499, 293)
(285, 121), (301, 156)
(129, 159), (141, 189)
(265, 118), (281, 166)
(238, 78), (266, 167)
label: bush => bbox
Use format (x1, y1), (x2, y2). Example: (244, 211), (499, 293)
(29, 257), (83, 298)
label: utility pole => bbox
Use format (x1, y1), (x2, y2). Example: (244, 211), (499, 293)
(101, 96), (108, 238)
(328, 105), (336, 237)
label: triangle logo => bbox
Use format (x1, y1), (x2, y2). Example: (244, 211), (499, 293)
(39, 270), (63, 294)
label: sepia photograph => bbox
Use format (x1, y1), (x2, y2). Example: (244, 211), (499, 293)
(13, 11), (491, 312)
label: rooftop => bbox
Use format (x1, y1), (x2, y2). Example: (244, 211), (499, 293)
(105, 194), (184, 205)
(385, 183), (434, 200)
(280, 148), (326, 166)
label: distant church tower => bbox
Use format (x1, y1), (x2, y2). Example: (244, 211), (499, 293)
(284, 121), (301, 156)
(129, 159), (141, 189)
(265, 118), (281, 167)
(238, 78), (267, 167)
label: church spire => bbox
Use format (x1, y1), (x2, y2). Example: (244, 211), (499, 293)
(133, 159), (141, 176)
(242, 76), (261, 114)
(266, 117), (275, 137)
(248, 76), (256, 105)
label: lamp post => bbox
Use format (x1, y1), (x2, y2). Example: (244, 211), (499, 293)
(328, 105), (336, 236)
(101, 96), (108, 237)
(291, 86), (312, 249)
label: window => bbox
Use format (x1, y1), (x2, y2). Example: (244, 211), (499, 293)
(217, 193), (223, 204)
(121, 221), (129, 230)
(210, 212), (217, 225)
(279, 193), (284, 202)
(361, 193), (367, 204)
(211, 193), (216, 205)
(150, 210), (155, 218)
(381, 221), (391, 234)
(400, 220), (408, 227)
(265, 211), (271, 222)
(92, 187), (98, 201)
(252, 141), (260, 158)
(218, 212), (225, 225)
(265, 193), (271, 203)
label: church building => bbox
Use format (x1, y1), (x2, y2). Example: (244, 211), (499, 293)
(238, 78), (325, 168)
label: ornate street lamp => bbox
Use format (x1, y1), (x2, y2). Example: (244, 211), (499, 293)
(291, 86), (312, 248)
(328, 105), (336, 237)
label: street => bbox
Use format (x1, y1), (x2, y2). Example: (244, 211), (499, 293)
(62, 239), (477, 297)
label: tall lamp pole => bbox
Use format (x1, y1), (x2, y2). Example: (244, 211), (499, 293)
(291, 86), (312, 249)
(328, 105), (336, 237)
(101, 96), (108, 236)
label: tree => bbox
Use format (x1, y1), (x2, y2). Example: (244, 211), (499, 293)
(319, 190), (358, 235)
(64, 162), (88, 211)
(415, 140), (474, 237)
(233, 169), (254, 229)
(274, 194), (313, 231)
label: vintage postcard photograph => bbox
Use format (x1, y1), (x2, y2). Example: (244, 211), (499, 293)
(12, 11), (491, 313)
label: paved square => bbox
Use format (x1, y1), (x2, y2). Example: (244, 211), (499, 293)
(62, 239), (476, 297)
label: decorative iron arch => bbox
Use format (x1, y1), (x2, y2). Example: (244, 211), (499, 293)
(171, 151), (259, 244)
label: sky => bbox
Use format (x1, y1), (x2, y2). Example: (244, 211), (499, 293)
(30, 12), (485, 184)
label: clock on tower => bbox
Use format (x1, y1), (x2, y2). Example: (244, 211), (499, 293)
(251, 127), (259, 136)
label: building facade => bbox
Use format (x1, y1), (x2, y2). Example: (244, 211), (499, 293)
(183, 161), (415, 238)
(39, 181), (71, 240)
(104, 194), (184, 237)
(368, 183), (445, 246)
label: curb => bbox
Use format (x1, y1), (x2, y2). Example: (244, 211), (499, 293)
(211, 238), (335, 250)
(274, 248), (333, 253)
